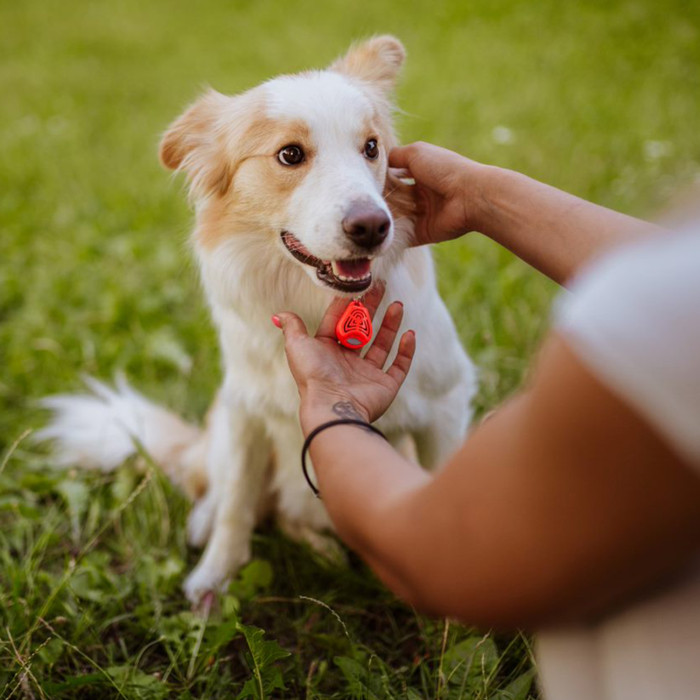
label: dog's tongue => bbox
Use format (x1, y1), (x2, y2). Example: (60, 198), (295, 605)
(331, 259), (371, 279)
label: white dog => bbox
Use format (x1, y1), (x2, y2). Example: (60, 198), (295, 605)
(40, 36), (477, 603)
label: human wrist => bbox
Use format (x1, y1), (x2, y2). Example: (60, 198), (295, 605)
(299, 388), (371, 435)
(466, 163), (513, 237)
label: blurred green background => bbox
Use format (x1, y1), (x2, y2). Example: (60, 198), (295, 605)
(1, 0), (698, 697)
(2, 0), (699, 437)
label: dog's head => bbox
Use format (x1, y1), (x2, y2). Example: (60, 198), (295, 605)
(160, 36), (413, 296)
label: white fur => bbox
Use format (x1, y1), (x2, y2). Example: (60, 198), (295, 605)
(40, 39), (478, 603)
(36, 375), (207, 492)
(265, 72), (392, 271)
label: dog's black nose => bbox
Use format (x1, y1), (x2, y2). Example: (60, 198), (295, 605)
(342, 203), (391, 249)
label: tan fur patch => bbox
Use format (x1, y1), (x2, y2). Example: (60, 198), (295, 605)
(384, 168), (416, 221)
(159, 89), (236, 198)
(181, 462), (209, 502)
(330, 35), (406, 93)
(241, 116), (313, 161)
(195, 112), (314, 250)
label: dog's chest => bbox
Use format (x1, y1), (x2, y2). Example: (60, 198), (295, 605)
(217, 312), (305, 417)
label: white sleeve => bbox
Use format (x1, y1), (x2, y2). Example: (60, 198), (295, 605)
(555, 225), (700, 467)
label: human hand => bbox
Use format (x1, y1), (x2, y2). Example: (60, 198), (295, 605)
(275, 284), (416, 432)
(389, 141), (489, 246)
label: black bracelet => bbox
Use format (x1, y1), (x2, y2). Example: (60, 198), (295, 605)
(301, 418), (387, 498)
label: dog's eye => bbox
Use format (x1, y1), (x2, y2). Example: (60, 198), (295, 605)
(277, 145), (305, 166)
(364, 138), (379, 160)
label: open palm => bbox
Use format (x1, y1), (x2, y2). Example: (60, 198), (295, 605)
(277, 284), (416, 424)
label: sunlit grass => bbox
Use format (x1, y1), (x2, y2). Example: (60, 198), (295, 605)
(1, 0), (698, 696)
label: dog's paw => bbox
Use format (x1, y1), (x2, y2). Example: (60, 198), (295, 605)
(194, 589), (218, 616)
(186, 494), (218, 548)
(304, 531), (348, 567)
(183, 542), (251, 604)
(279, 519), (347, 566)
(183, 564), (229, 605)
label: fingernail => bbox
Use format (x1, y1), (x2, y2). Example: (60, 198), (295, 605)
(271, 315), (281, 329)
(395, 300), (403, 307)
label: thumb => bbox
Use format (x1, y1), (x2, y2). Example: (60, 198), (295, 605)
(275, 312), (309, 344)
(388, 145), (412, 170)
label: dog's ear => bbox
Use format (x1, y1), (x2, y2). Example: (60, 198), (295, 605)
(330, 35), (406, 93)
(159, 89), (235, 198)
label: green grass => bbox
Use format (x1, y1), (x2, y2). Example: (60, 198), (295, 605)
(1, 0), (699, 697)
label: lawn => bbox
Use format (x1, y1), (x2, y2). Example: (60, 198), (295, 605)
(1, 0), (699, 697)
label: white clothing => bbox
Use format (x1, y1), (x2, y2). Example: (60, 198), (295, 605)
(538, 224), (700, 700)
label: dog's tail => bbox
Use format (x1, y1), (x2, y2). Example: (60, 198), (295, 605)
(36, 375), (208, 500)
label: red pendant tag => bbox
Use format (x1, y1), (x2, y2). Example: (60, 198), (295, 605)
(335, 300), (372, 349)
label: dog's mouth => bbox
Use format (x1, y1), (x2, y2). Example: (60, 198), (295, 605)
(281, 231), (372, 293)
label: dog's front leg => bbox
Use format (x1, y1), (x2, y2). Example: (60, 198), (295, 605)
(183, 402), (269, 604)
(267, 416), (344, 557)
(412, 391), (472, 471)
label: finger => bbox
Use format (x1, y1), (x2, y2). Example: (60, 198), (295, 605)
(364, 301), (404, 368)
(276, 312), (310, 344)
(386, 330), (416, 386)
(388, 144), (417, 170)
(315, 280), (387, 340)
(314, 298), (351, 340)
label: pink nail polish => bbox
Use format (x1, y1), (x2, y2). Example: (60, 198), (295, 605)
(271, 315), (281, 328)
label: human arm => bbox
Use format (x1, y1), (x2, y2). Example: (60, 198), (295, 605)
(390, 141), (665, 285)
(278, 301), (700, 630)
(369, 335), (700, 628)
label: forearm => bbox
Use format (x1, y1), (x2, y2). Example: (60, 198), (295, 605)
(300, 401), (430, 574)
(281, 290), (700, 631)
(299, 397), (577, 627)
(474, 166), (664, 285)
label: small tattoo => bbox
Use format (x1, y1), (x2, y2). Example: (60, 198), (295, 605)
(332, 401), (366, 422)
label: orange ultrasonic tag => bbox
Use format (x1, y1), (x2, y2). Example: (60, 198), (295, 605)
(336, 300), (372, 349)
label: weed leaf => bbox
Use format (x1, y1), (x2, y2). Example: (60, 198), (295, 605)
(237, 623), (290, 699)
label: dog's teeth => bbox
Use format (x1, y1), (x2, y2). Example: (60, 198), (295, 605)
(334, 272), (371, 282)
(331, 260), (371, 283)
(337, 275), (370, 282)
